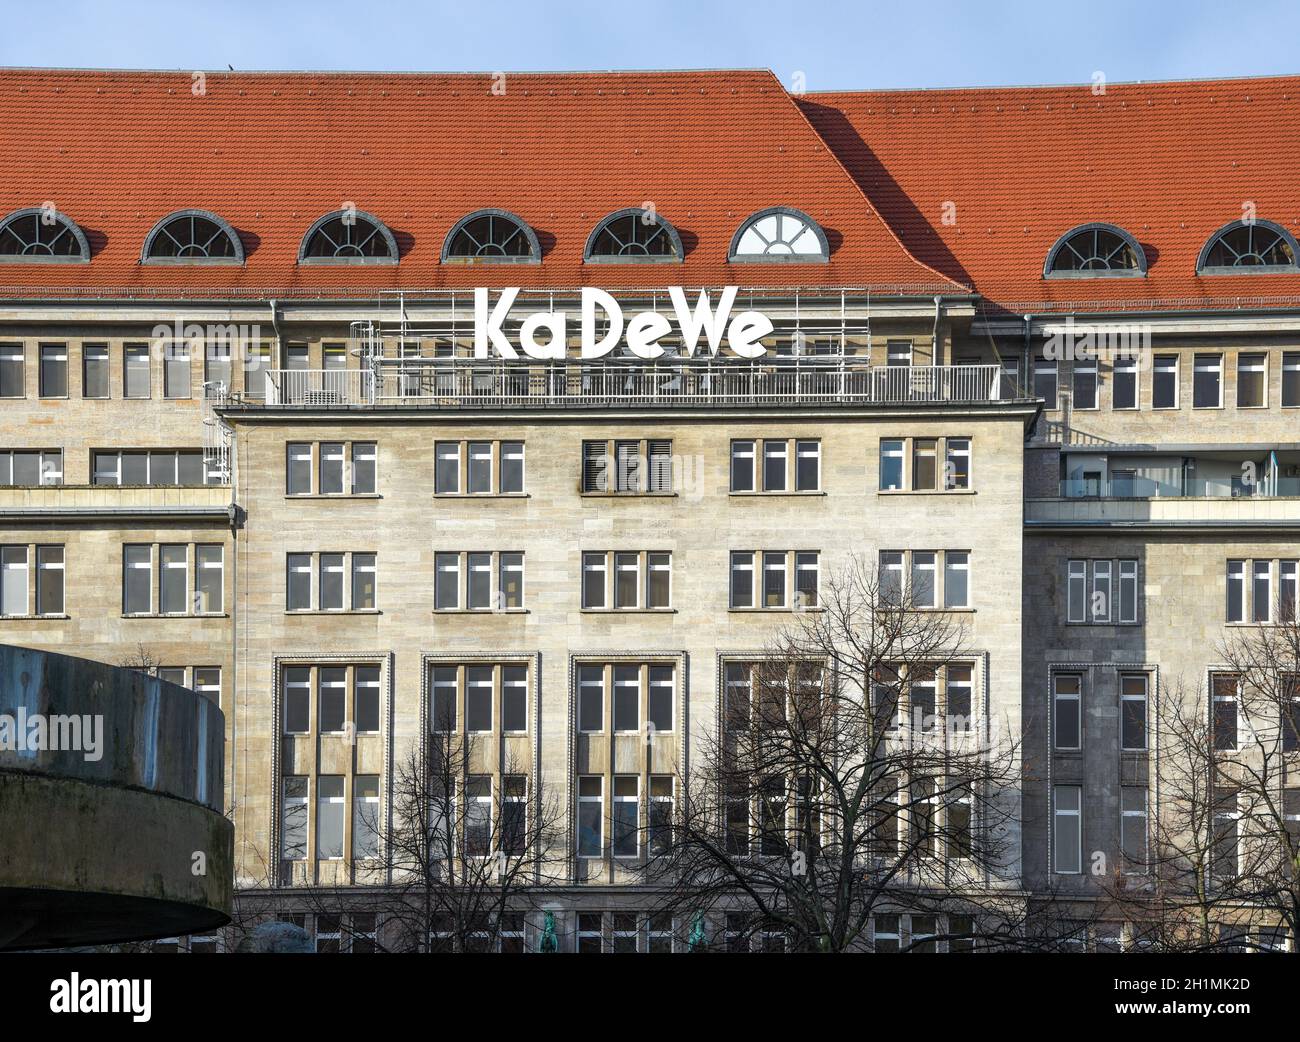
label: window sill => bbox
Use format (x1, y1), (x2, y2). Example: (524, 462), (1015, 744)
(580, 608), (676, 614)
(580, 491), (677, 498)
(285, 609), (383, 616)
(432, 493), (529, 500)
(123, 612), (229, 619)
(432, 608), (529, 615)
(877, 488), (975, 496)
(727, 606), (825, 614)
(286, 493), (382, 500)
(1063, 621), (1141, 627)
(0, 613), (70, 621)
(729, 490), (825, 497)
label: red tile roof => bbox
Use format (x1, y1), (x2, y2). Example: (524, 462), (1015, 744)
(801, 76), (1300, 314)
(0, 67), (961, 299)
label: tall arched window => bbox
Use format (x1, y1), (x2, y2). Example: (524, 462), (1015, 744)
(442, 210), (540, 263)
(584, 208), (682, 263)
(0, 207), (90, 262)
(1197, 219), (1299, 273)
(729, 207), (828, 262)
(1044, 224), (1146, 277)
(142, 209), (243, 264)
(299, 210), (399, 264)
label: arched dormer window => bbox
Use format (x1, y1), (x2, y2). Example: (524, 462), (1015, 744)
(1044, 223), (1146, 277)
(142, 209), (243, 264)
(442, 209), (540, 263)
(299, 210), (398, 265)
(0, 207), (90, 262)
(729, 207), (828, 262)
(584, 208), (682, 263)
(1197, 219), (1299, 273)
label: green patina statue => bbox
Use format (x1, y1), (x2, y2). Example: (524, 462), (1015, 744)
(539, 910), (558, 953)
(687, 911), (706, 952)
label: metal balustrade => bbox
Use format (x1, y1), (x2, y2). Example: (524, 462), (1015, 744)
(252, 364), (1019, 409)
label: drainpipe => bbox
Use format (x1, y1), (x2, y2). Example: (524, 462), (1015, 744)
(268, 299), (283, 365)
(932, 296), (943, 365)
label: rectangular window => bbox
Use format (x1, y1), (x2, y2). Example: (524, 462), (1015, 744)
(465, 666), (493, 733)
(730, 440), (755, 492)
(286, 443), (312, 495)
(947, 664), (973, 729)
(82, 343), (109, 399)
(39, 344), (67, 398)
(912, 438), (937, 491)
(795, 551), (819, 609)
(1121, 787), (1148, 871)
(467, 442), (492, 494)
(795, 440), (820, 491)
(1121, 674), (1148, 751)
(1112, 354), (1138, 410)
(1152, 354), (1179, 409)
(911, 551), (936, 608)
(1227, 559), (1246, 623)
(763, 440), (787, 492)
(578, 665), (603, 733)
(319, 554), (344, 611)
(647, 552), (671, 609)
(1, 546), (29, 616)
(0, 344), (22, 398)
(35, 546), (64, 615)
(582, 552), (606, 609)
(1053, 785), (1082, 874)
(430, 666), (456, 732)
(353, 775), (380, 860)
(1213, 675), (1239, 751)
(319, 442), (344, 494)
(648, 665), (673, 732)
(1281, 560), (1299, 623)
(350, 442), (377, 494)
(502, 665), (528, 732)
(1284, 352), (1300, 408)
(286, 554), (311, 611)
(1033, 355), (1058, 408)
(466, 552), (491, 610)
(281, 777), (308, 861)
(502, 777), (527, 856)
(1072, 357), (1098, 409)
(874, 915), (900, 953)
(351, 553), (376, 610)
(242, 344), (269, 399)
(880, 550), (904, 605)
(613, 776), (639, 857)
(1193, 353), (1222, 408)
(943, 551), (970, 608)
(124, 344), (151, 399)
(1237, 352), (1266, 407)
(317, 776), (345, 859)
(355, 666), (380, 733)
(612, 665), (639, 733)
(1091, 559), (1112, 623)
(435, 442), (460, 494)
(163, 342), (190, 399)
(577, 777), (603, 858)
(614, 441), (641, 492)
(1213, 788), (1239, 883)
(614, 552), (638, 609)
(886, 340), (912, 366)
(318, 668), (346, 732)
(645, 439), (672, 492)
(434, 553), (459, 610)
(1253, 559), (1272, 623)
(499, 552), (524, 609)
(159, 544), (187, 614)
(582, 441), (608, 493)
(500, 441), (524, 493)
(1054, 674), (1081, 750)
(0, 450), (62, 487)
(204, 342), (232, 394)
(1118, 559), (1138, 624)
(763, 551), (786, 608)
(880, 439), (904, 491)
(945, 438), (970, 490)
(195, 544), (223, 613)
(730, 551), (753, 608)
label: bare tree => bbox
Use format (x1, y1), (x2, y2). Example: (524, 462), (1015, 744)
(289, 726), (568, 953)
(643, 555), (1028, 952)
(1101, 608), (1300, 952)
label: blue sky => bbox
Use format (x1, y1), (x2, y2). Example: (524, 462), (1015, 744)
(3, 0), (1295, 91)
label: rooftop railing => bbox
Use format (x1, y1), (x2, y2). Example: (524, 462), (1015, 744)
(256, 363), (1021, 409)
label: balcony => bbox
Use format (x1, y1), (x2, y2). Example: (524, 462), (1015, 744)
(0, 484), (232, 521)
(250, 363), (1023, 410)
(1027, 495), (1300, 528)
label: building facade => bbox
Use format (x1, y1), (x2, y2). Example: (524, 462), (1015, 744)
(2, 67), (1299, 952)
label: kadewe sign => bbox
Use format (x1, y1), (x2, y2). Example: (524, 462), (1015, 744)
(474, 287), (774, 361)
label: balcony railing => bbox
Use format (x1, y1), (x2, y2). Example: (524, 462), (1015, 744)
(258, 364), (1017, 409)
(1061, 476), (1300, 499)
